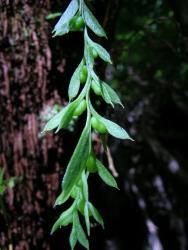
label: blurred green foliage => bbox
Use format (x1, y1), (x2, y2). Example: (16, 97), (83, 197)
(111, 0), (188, 114)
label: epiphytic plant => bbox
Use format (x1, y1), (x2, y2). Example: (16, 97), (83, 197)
(43, 0), (132, 249)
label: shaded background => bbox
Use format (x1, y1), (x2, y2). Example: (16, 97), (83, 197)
(0, 0), (188, 249)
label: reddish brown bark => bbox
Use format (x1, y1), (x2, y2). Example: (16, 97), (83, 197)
(0, 1), (63, 249)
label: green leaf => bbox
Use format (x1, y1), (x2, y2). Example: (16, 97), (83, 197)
(85, 31), (111, 63)
(73, 212), (89, 249)
(46, 12), (62, 20)
(42, 109), (65, 133)
(84, 30), (94, 69)
(52, 0), (79, 36)
(100, 81), (114, 107)
(84, 202), (90, 236)
(91, 70), (123, 107)
(85, 45), (94, 69)
(55, 180), (82, 207)
(56, 101), (79, 132)
(83, 2), (106, 38)
(96, 159), (119, 189)
(76, 197), (85, 215)
(90, 103), (132, 140)
(84, 29), (94, 70)
(42, 101), (78, 133)
(101, 117), (132, 140)
(91, 71), (115, 107)
(91, 42), (112, 64)
(54, 191), (66, 206)
(81, 171), (88, 201)
(90, 71), (113, 106)
(51, 202), (76, 234)
(88, 202), (104, 228)
(61, 122), (91, 203)
(102, 82), (124, 107)
(85, 29), (111, 66)
(70, 225), (77, 250)
(68, 60), (83, 100)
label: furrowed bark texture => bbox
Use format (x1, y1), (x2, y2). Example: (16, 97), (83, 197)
(0, 1), (64, 249)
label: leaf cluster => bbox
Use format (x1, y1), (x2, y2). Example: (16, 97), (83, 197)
(43, 0), (132, 249)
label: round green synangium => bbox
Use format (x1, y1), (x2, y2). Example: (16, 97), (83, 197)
(77, 199), (85, 215)
(91, 116), (107, 134)
(70, 186), (79, 199)
(80, 65), (88, 84)
(70, 16), (77, 28)
(77, 199), (92, 216)
(86, 154), (97, 173)
(75, 16), (85, 29)
(91, 80), (101, 96)
(74, 99), (87, 116)
(92, 48), (98, 59)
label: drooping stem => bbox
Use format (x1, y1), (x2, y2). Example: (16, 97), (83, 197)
(43, 0), (132, 249)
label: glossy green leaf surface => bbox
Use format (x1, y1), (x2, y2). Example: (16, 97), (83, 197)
(68, 60), (83, 100)
(89, 202), (104, 228)
(56, 101), (79, 132)
(70, 225), (77, 250)
(96, 159), (119, 189)
(61, 122), (91, 202)
(102, 82), (123, 107)
(51, 202), (76, 234)
(73, 212), (89, 249)
(101, 117), (132, 140)
(83, 2), (106, 38)
(84, 203), (90, 236)
(42, 108), (65, 133)
(53, 0), (79, 36)
(81, 171), (88, 201)
(90, 103), (132, 140)
(90, 42), (112, 63)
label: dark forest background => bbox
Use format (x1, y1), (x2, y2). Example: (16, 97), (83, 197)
(0, 0), (188, 249)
